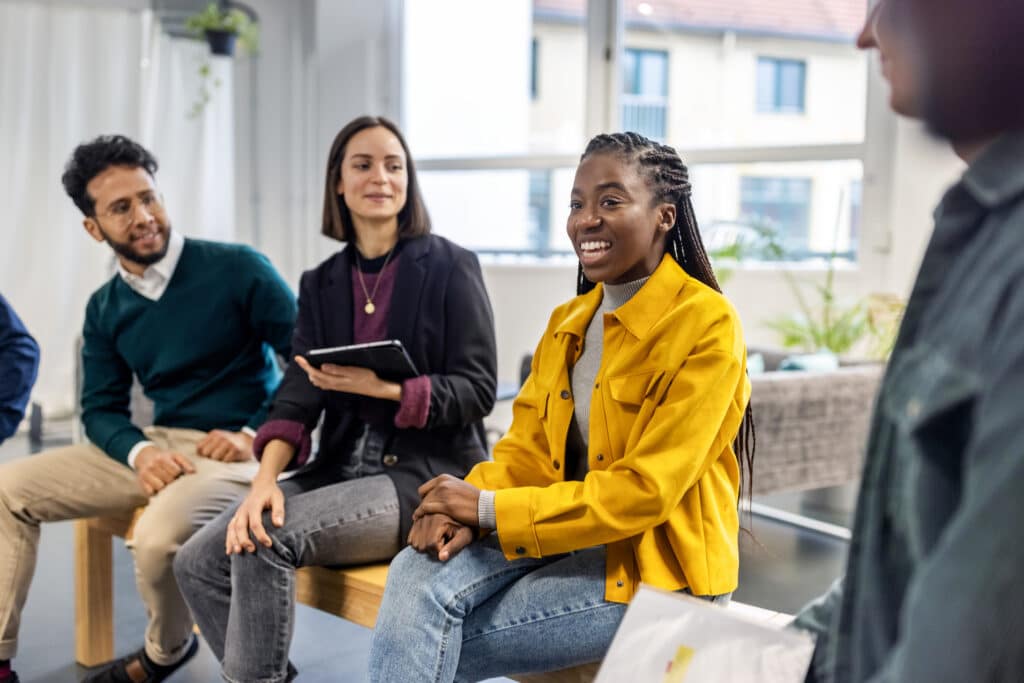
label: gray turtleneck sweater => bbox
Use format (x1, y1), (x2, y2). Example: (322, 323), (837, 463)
(478, 276), (650, 530)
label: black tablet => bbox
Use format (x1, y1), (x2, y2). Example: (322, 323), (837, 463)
(303, 339), (419, 381)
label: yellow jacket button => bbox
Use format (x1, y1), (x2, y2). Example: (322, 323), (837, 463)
(560, 390), (570, 399)
(515, 546), (526, 555)
(553, 461), (560, 470)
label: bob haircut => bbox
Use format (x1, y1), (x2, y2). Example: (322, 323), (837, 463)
(320, 115), (431, 242)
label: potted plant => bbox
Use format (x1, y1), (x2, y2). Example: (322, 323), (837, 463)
(707, 217), (899, 359)
(185, 2), (259, 57)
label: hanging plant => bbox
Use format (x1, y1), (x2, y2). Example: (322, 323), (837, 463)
(187, 61), (222, 119)
(183, 2), (258, 117)
(185, 2), (259, 58)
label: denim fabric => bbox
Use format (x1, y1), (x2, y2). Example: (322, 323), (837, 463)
(794, 132), (1024, 682)
(368, 538), (730, 682)
(337, 424), (389, 481)
(174, 467), (400, 683)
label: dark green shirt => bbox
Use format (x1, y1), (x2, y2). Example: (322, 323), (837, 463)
(81, 238), (297, 464)
(796, 132), (1024, 682)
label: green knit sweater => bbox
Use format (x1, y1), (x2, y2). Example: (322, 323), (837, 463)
(81, 238), (297, 464)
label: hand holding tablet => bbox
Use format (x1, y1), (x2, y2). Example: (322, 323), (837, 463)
(294, 340), (419, 400)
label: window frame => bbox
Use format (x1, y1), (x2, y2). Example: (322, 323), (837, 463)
(409, 0), (894, 272)
(756, 56), (807, 114)
(622, 46), (669, 140)
(530, 37), (539, 100)
(739, 175), (815, 255)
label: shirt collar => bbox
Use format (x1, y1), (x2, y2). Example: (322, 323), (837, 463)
(958, 130), (1024, 210)
(116, 230), (185, 285)
(555, 254), (688, 341)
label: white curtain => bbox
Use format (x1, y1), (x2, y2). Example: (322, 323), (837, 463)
(0, 1), (235, 414)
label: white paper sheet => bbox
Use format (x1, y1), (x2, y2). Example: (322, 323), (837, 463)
(594, 585), (815, 683)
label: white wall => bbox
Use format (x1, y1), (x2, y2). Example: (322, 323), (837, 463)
(0, 2), (236, 413)
(880, 119), (963, 294)
(232, 0), (409, 289)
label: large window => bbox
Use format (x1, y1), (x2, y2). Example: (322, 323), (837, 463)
(740, 177), (813, 253)
(756, 57), (807, 114)
(622, 48), (668, 140)
(404, 0), (871, 263)
(528, 169), (553, 251)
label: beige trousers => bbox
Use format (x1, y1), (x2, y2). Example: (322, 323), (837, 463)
(0, 427), (256, 664)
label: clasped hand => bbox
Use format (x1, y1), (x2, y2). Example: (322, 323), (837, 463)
(408, 474), (483, 562)
(134, 430), (252, 497)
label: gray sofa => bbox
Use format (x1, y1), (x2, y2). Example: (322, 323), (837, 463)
(748, 349), (883, 496)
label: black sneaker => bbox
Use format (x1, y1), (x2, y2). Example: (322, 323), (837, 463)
(82, 637), (199, 683)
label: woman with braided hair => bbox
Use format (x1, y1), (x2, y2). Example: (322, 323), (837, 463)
(368, 131), (754, 682)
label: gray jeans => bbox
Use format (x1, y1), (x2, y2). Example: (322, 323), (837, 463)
(174, 466), (401, 683)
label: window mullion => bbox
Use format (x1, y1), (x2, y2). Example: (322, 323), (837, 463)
(585, 0), (624, 137)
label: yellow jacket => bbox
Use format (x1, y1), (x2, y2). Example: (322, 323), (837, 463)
(466, 255), (750, 603)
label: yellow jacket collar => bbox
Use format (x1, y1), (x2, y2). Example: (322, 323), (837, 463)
(554, 255), (689, 341)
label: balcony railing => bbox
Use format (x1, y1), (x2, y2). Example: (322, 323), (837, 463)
(621, 96), (667, 141)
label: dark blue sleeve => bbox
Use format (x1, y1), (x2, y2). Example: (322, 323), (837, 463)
(0, 293), (40, 443)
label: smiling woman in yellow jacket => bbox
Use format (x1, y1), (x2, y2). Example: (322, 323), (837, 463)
(368, 132), (755, 683)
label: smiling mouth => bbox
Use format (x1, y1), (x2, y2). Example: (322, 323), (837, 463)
(578, 239), (612, 265)
(132, 228), (161, 243)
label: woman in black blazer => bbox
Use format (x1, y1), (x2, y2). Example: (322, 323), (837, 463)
(174, 116), (496, 683)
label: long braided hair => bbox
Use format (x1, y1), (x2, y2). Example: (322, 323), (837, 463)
(576, 132), (756, 507)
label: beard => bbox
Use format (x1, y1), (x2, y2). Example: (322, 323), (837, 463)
(908, 0), (1024, 142)
(98, 222), (172, 267)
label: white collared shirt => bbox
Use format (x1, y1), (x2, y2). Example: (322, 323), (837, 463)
(115, 229), (185, 302)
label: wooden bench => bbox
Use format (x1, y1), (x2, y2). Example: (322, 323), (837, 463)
(74, 512), (601, 682)
(76, 512), (790, 682)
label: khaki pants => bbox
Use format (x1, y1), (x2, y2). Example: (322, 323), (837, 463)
(0, 427), (256, 664)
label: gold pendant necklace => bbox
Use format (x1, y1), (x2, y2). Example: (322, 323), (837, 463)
(354, 245), (396, 315)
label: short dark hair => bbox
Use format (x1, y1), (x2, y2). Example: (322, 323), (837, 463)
(320, 116), (431, 242)
(61, 135), (159, 217)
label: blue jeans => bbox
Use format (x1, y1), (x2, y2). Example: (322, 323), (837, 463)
(174, 468), (400, 683)
(368, 536), (628, 682)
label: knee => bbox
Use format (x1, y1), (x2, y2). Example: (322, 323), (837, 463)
(130, 512), (192, 582)
(384, 546), (454, 611)
(0, 460), (31, 512)
(172, 525), (222, 589)
(130, 535), (178, 584)
(386, 546), (433, 589)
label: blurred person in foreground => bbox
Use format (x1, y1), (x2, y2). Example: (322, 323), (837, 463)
(794, 1), (1024, 681)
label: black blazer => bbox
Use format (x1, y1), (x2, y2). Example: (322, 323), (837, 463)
(266, 234), (497, 542)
